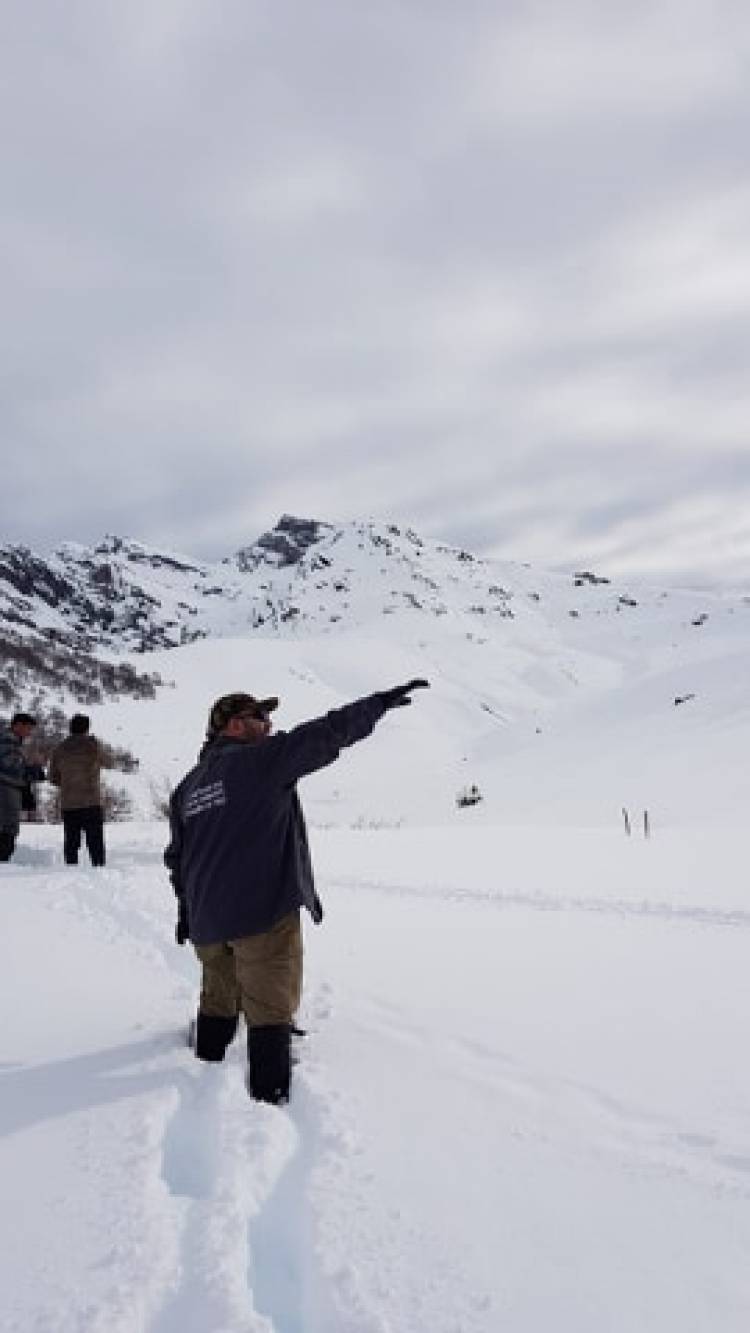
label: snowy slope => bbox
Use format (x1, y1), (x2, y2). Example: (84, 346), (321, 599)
(81, 584), (750, 829)
(5, 515), (750, 833)
(5, 516), (749, 832)
(2, 823), (749, 1333)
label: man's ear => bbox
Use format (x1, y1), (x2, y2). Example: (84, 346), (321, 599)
(223, 717), (246, 738)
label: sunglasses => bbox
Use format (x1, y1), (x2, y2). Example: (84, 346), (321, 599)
(235, 708), (271, 723)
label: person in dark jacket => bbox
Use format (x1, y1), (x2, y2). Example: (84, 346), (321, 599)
(165, 679), (428, 1104)
(0, 712), (45, 862)
(50, 714), (114, 866)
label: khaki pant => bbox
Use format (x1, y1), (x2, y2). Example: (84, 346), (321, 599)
(194, 911), (302, 1027)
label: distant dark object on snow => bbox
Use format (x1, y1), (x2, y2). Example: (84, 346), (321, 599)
(674, 693), (696, 707)
(573, 571), (611, 587)
(456, 783), (483, 808)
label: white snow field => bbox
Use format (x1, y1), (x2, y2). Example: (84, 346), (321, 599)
(3, 530), (750, 1332)
(2, 816), (749, 1333)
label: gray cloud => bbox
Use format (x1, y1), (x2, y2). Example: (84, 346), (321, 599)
(2, 1), (750, 582)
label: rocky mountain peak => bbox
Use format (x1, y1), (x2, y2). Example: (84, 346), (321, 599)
(234, 515), (333, 571)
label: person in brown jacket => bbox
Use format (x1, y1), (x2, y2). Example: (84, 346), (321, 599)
(50, 714), (114, 867)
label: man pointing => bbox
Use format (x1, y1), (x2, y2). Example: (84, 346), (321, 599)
(165, 679), (428, 1104)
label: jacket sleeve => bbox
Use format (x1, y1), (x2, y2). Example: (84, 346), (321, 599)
(163, 793), (184, 901)
(266, 693), (387, 787)
(49, 750), (61, 787)
(97, 742), (117, 770)
(0, 737), (23, 789)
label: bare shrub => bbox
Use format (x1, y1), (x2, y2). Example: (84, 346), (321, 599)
(102, 783), (134, 822)
(149, 777), (173, 821)
(0, 628), (164, 709)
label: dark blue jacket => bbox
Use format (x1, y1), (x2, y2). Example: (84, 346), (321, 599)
(0, 727), (44, 828)
(164, 693), (387, 945)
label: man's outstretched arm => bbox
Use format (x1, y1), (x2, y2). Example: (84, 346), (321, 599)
(268, 680), (430, 787)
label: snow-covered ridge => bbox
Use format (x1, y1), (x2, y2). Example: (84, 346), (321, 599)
(1, 513), (742, 658)
(4, 513), (750, 829)
(1, 515), (514, 652)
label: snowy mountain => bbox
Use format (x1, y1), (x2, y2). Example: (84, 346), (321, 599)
(3, 514), (749, 826)
(1, 513), (513, 655)
(2, 512), (739, 655)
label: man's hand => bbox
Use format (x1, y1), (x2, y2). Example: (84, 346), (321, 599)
(175, 898), (190, 946)
(379, 679), (430, 711)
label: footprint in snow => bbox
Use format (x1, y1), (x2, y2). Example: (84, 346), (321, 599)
(161, 1067), (225, 1200)
(247, 1076), (381, 1333)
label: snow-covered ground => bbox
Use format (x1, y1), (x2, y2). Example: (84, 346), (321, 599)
(3, 528), (750, 1330)
(2, 820), (749, 1333)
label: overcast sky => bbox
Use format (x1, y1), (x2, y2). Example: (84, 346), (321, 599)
(2, 0), (750, 583)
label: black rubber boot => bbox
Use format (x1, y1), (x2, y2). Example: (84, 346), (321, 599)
(193, 1012), (239, 1062)
(247, 1024), (292, 1104)
(0, 828), (17, 861)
